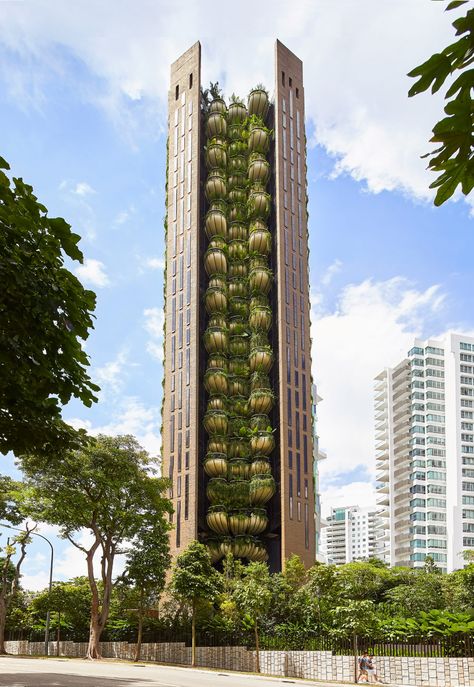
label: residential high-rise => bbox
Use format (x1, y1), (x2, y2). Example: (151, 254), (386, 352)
(312, 384), (327, 561)
(374, 333), (474, 572)
(321, 505), (376, 565)
(161, 41), (316, 571)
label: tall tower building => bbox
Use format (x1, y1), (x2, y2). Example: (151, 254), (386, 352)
(321, 505), (376, 565)
(374, 333), (474, 572)
(162, 41), (316, 571)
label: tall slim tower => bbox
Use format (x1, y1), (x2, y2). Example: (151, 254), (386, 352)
(162, 41), (316, 571)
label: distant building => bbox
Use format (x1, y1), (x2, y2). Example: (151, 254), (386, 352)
(321, 505), (376, 565)
(374, 332), (474, 572)
(312, 385), (327, 561)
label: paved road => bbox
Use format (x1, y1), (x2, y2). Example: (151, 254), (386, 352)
(0, 657), (326, 687)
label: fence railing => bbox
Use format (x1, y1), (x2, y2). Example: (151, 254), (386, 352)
(5, 629), (474, 658)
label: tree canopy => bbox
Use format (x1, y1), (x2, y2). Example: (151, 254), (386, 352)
(408, 0), (474, 205)
(0, 156), (99, 457)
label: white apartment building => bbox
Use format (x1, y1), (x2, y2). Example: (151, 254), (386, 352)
(312, 385), (327, 562)
(321, 505), (376, 565)
(374, 332), (474, 573)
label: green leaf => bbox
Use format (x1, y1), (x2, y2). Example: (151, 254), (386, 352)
(446, 1), (469, 10)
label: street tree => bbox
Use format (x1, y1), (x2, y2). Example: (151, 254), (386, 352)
(0, 155), (99, 458)
(232, 562), (272, 673)
(170, 541), (222, 667)
(20, 434), (171, 659)
(122, 516), (171, 661)
(408, 1), (474, 205)
(0, 522), (36, 653)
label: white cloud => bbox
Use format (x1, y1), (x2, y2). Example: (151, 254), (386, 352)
(321, 259), (342, 286)
(145, 257), (165, 271)
(0, 1), (468, 207)
(321, 481), (376, 519)
(143, 307), (164, 362)
(94, 349), (129, 395)
(73, 181), (95, 196)
(75, 258), (110, 287)
(313, 277), (446, 488)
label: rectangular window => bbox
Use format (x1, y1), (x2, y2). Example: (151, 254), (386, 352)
(289, 474), (293, 519)
(288, 449), (293, 469)
(184, 475), (189, 520)
(303, 435), (308, 473)
(176, 501), (181, 548)
(296, 453), (301, 496)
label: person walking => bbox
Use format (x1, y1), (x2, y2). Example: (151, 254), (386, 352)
(357, 652), (369, 683)
(367, 655), (383, 683)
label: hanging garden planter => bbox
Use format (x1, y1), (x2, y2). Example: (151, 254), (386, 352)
(228, 123), (242, 141)
(251, 372), (271, 392)
(207, 477), (228, 506)
(206, 505), (229, 535)
(206, 143), (227, 170)
(249, 267), (272, 295)
(229, 334), (250, 357)
(248, 189), (271, 220)
(250, 475), (276, 505)
(219, 537), (233, 556)
(228, 458), (250, 480)
(249, 347), (273, 373)
(228, 188), (247, 205)
(205, 209), (227, 239)
(228, 297), (249, 319)
(228, 356), (249, 376)
(208, 275), (227, 291)
(207, 435), (228, 454)
(230, 416), (249, 436)
(232, 535), (253, 559)
(228, 140), (247, 157)
(207, 354), (227, 371)
(204, 326), (228, 354)
(249, 389), (274, 414)
(228, 437), (250, 459)
(204, 368), (228, 395)
(228, 376), (249, 397)
(207, 538), (224, 563)
(228, 278), (247, 298)
(206, 112), (227, 138)
(248, 87), (269, 119)
(207, 395), (227, 411)
(250, 431), (275, 456)
(252, 541), (269, 562)
(249, 305), (272, 332)
(229, 395), (248, 417)
(228, 260), (247, 278)
(228, 203), (247, 223)
(248, 127), (269, 154)
(250, 456), (272, 477)
(227, 174), (246, 191)
(204, 247), (227, 276)
(204, 409), (228, 436)
(248, 154), (270, 184)
(249, 414), (270, 430)
(205, 286), (227, 315)
(228, 102), (247, 124)
(229, 510), (251, 535)
(228, 222), (247, 241)
(228, 239), (248, 261)
(204, 453), (228, 479)
(205, 172), (226, 201)
(228, 479), (251, 509)
(249, 228), (271, 255)
(247, 508), (268, 534)
(209, 97), (227, 115)
(228, 154), (247, 175)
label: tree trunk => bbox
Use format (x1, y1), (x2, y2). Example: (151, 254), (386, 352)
(134, 605), (143, 663)
(191, 598), (196, 668)
(0, 597), (7, 655)
(353, 633), (358, 684)
(254, 618), (260, 673)
(56, 611), (61, 657)
(87, 616), (103, 660)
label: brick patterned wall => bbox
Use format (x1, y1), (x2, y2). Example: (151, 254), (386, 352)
(5, 641), (474, 686)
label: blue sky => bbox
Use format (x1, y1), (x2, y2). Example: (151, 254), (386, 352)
(1, 0), (473, 588)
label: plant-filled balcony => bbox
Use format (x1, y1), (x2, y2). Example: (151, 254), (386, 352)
(228, 479), (250, 509)
(249, 388), (274, 414)
(232, 535), (254, 558)
(207, 394), (227, 411)
(204, 454), (228, 479)
(228, 97), (247, 125)
(248, 123), (270, 155)
(228, 239), (248, 261)
(205, 171), (227, 201)
(219, 537), (233, 557)
(228, 395), (248, 417)
(250, 414), (271, 431)
(250, 475), (276, 506)
(204, 367), (228, 395)
(250, 431), (275, 456)
(249, 227), (272, 255)
(228, 437), (250, 459)
(228, 297), (249, 319)
(205, 142), (227, 170)
(228, 140), (247, 157)
(249, 305), (272, 331)
(204, 246), (227, 276)
(205, 208), (227, 239)
(250, 457), (272, 477)
(228, 123), (243, 141)
(206, 111), (227, 138)
(248, 85), (269, 119)
(207, 435), (228, 454)
(228, 355), (249, 376)
(228, 203), (247, 223)
(249, 346), (273, 373)
(207, 538), (223, 563)
(204, 326), (229, 354)
(229, 510), (251, 535)
(227, 174), (247, 190)
(228, 187), (247, 204)
(206, 505), (230, 535)
(229, 333), (250, 356)
(207, 353), (228, 371)
(249, 540), (269, 562)
(249, 266), (273, 295)
(228, 221), (247, 241)
(228, 154), (247, 175)
(228, 458), (250, 481)
(206, 477), (228, 506)
(209, 97), (227, 115)
(250, 372), (271, 392)
(228, 260), (247, 278)
(248, 153), (270, 184)
(248, 188), (271, 220)
(228, 376), (249, 397)
(205, 286), (227, 315)
(204, 409), (229, 436)
(247, 508), (269, 534)
(228, 277), (247, 298)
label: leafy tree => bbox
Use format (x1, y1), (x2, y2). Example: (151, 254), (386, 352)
(170, 541), (222, 667)
(0, 156), (99, 458)
(306, 562), (341, 629)
(0, 523), (36, 653)
(336, 561), (390, 603)
(20, 434), (171, 659)
(232, 562), (272, 673)
(0, 476), (23, 525)
(122, 516), (170, 661)
(29, 578), (92, 645)
(408, 1), (474, 205)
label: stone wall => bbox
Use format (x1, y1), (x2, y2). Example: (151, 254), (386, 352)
(4, 640), (474, 686)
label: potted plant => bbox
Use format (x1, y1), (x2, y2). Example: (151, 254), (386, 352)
(206, 111), (227, 138)
(207, 395), (227, 412)
(229, 396), (248, 417)
(247, 509), (268, 535)
(250, 414), (270, 431)
(228, 140), (247, 157)
(248, 84), (269, 119)
(205, 171), (226, 201)
(227, 174), (247, 191)
(228, 123), (243, 141)
(249, 227), (271, 255)
(229, 333), (250, 356)
(229, 479), (250, 509)
(249, 266), (272, 295)
(228, 221), (248, 241)
(219, 537), (233, 557)
(206, 538), (223, 563)
(228, 437), (250, 459)
(208, 274), (227, 291)
(204, 453), (228, 479)
(228, 297), (249, 319)
(250, 456), (272, 477)
(205, 142), (227, 170)
(203, 409), (228, 436)
(228, 203), (247, 223)
(248, 124), (270, 155)
(204, 326), (229, 354)
(205, 286), (227, 315)
(248, 153), (270, 184)
(208, 96), (227, 115)
(249, 305), (272, 332)
(205, 208), (227, 239)
(228, 356), (249, 376)
(228, 458), (250, 481)
(207, 435), (228, 454)
(249, 389), (274, 414)
(228, 239), (248, 261)
(228, 154), (247, 175)
(228, 260), (247, 278)
(207, 354), (227, 371)
(228, 187), (247, 205)
(206, 505), (229, 535)
(250, 475), (275, 505)
(228, 376), (249, 397)
(206, 477), (228, 505)
(229, 510), (251, 536)
(249, 346), (273, 374)
(248, 188), (271, 220)
(204, 368), (228, 395)
(204, 246), (227, 276)
(228, 278), (247, 299)
(250, 431), (275, 456)
(228, 95), (247, 124)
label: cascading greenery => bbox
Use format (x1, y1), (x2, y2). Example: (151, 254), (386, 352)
(203, 84), (274, 565)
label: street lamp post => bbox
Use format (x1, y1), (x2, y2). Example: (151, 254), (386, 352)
(0, 523), (54, 656)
